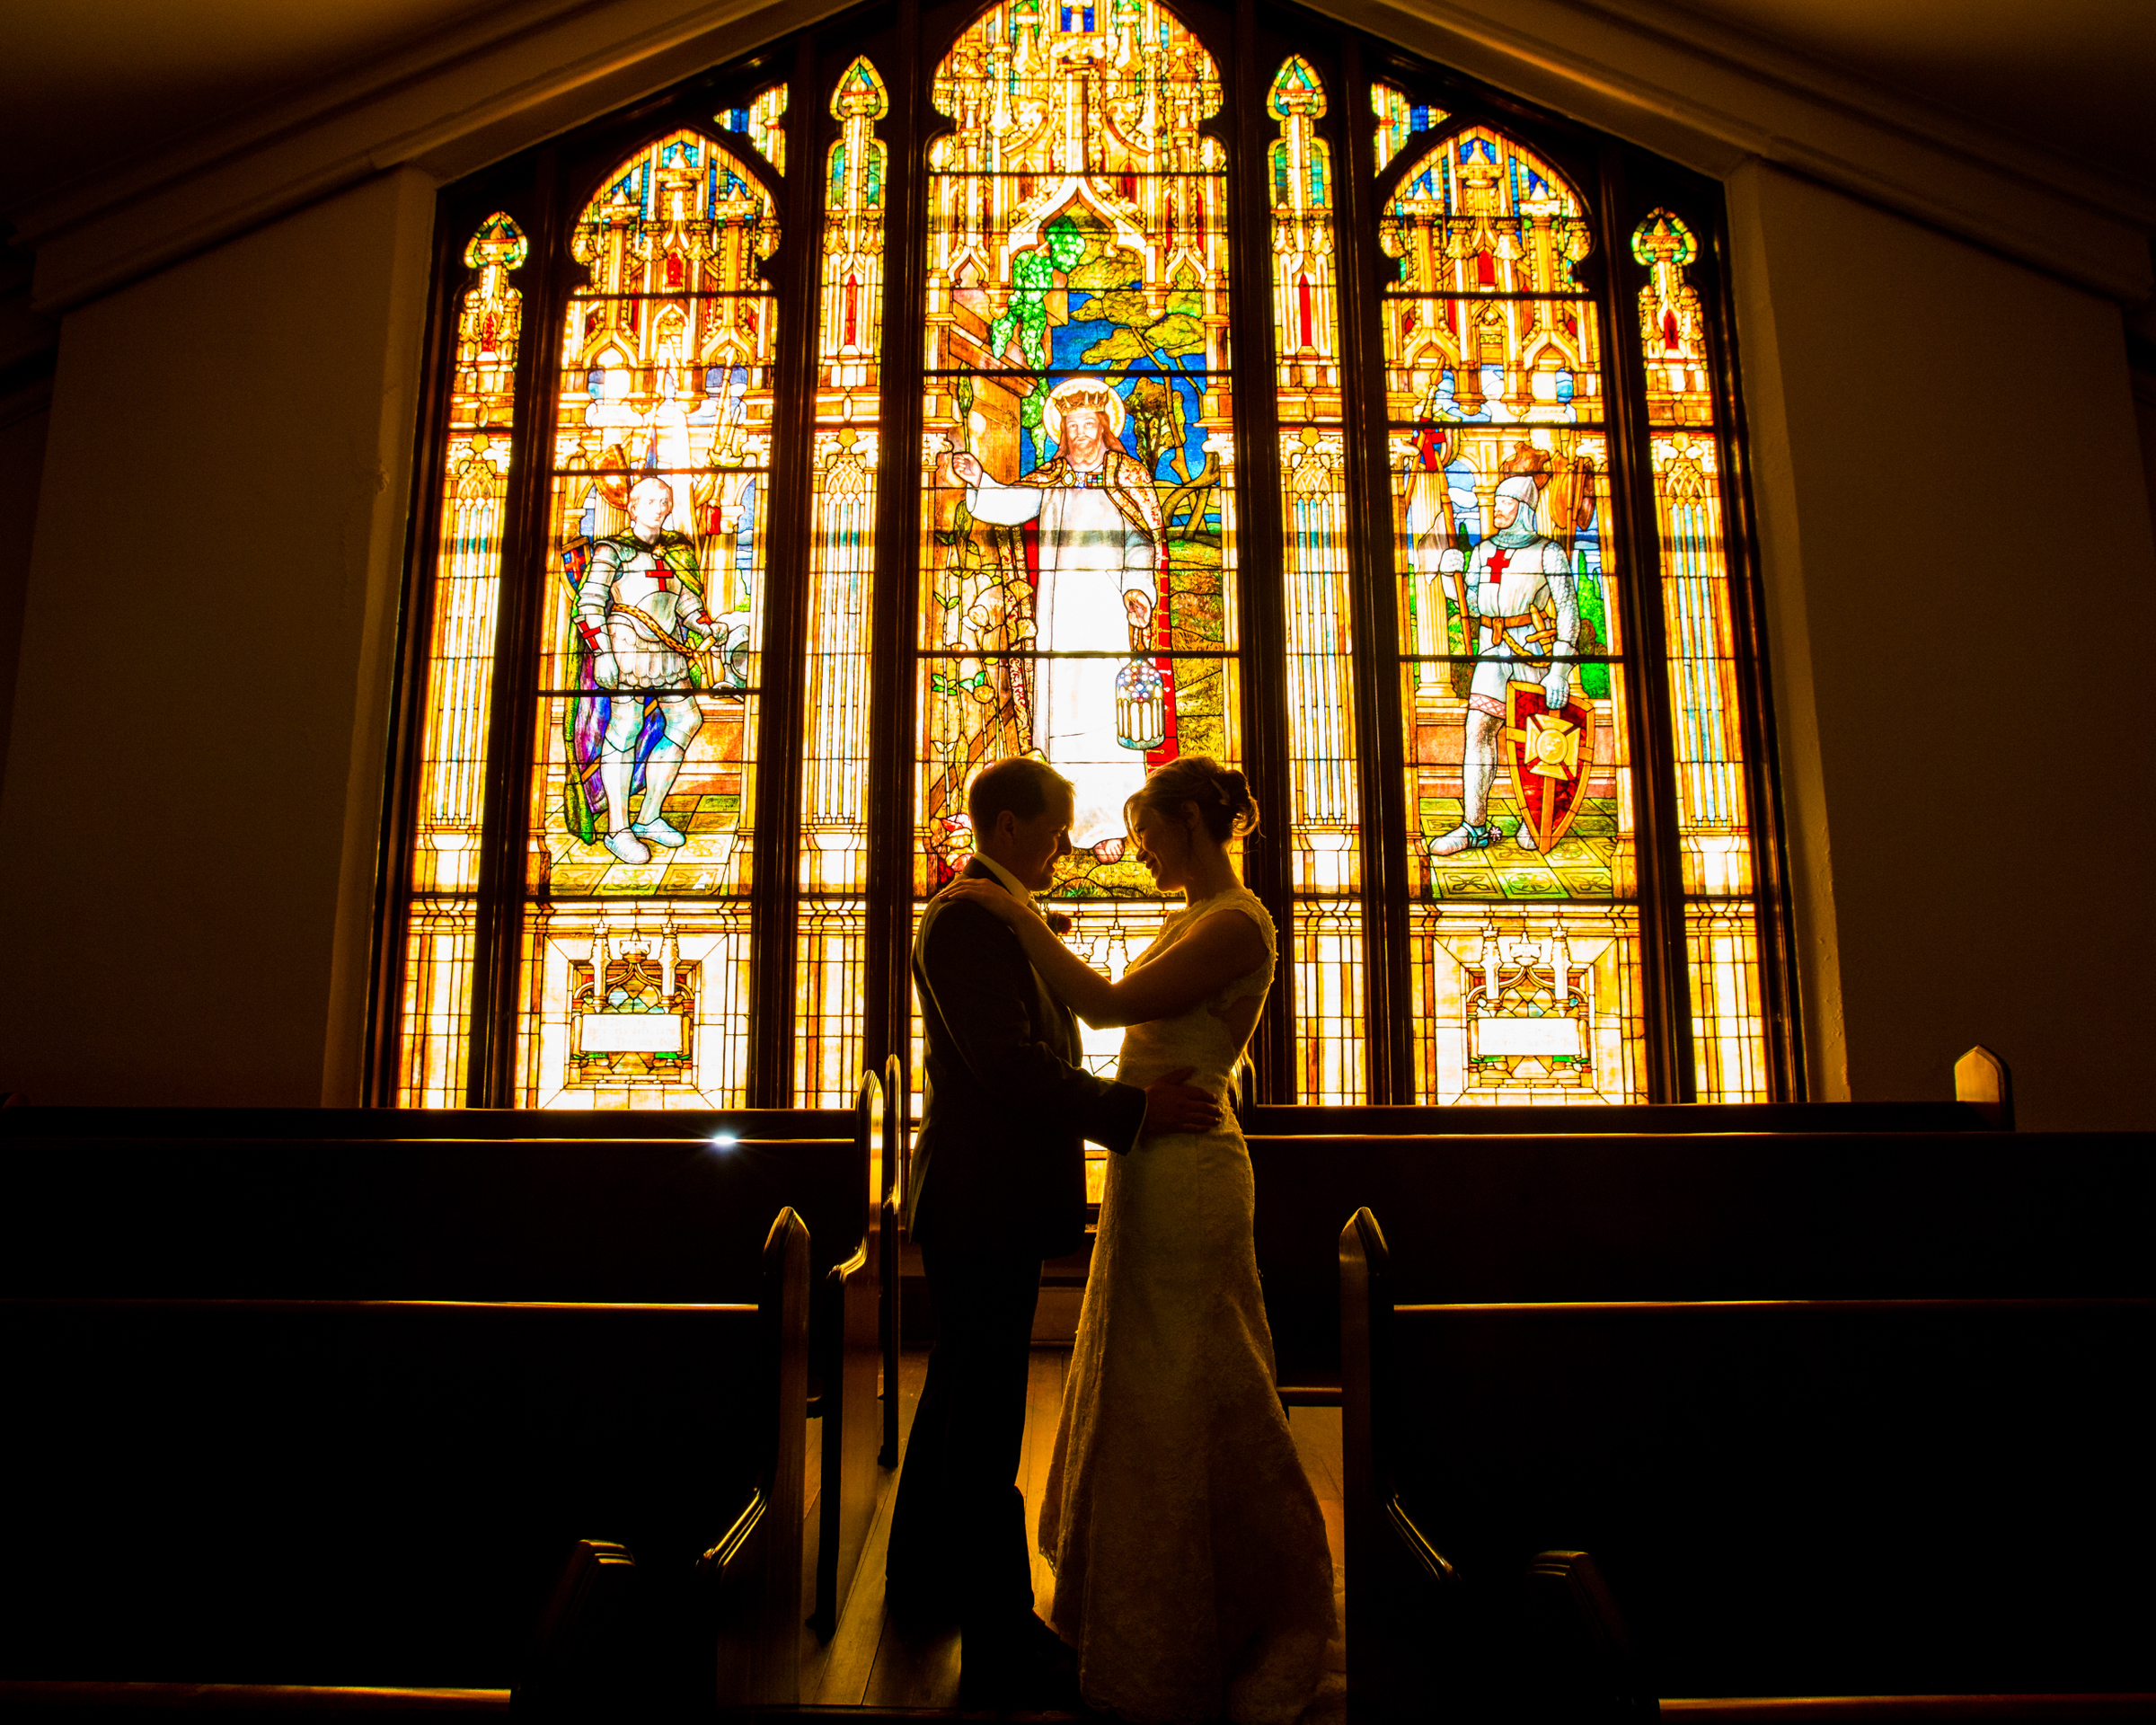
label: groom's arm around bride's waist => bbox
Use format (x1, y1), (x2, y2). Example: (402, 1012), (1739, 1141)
(916, 898), (1147, 1156)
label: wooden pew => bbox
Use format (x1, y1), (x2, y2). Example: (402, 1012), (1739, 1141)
(0, 1103), (856, 1139)
(1245, 1096), (2001, 1137)
(2, 1096), (888, 1640)
(1251, 1123), (2137, 1402)
(2, 1211), (809, 1709)
(879, 1053), (906, 1470)
(808, 1075), (884, 1637)
(1338, 1149), (2155, 1709)
(0, 1129), (875, 1699)
(1242, 1044), (2015, 1137)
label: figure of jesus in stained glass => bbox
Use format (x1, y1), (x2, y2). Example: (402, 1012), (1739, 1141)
(1429, 472), (1580, 855)
(567, 474), (720, 863)
(946, 379), (1164, 856)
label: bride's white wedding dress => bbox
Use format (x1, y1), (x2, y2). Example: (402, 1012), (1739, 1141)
(1038, 886), (1336, 1723)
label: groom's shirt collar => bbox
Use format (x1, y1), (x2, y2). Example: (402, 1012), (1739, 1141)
(970, 850), (1031, 902)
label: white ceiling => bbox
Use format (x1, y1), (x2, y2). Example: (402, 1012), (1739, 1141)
(2, 0), (2152, 224)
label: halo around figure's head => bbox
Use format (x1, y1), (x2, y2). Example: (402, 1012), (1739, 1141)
(1043, 379), (1127, 451)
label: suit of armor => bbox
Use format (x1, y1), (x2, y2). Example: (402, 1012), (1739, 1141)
(575, 514), (714, 865)
(1430, 475), (1579, 855)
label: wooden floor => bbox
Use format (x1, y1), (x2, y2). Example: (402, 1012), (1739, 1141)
(800, 1348), (1349, 1720)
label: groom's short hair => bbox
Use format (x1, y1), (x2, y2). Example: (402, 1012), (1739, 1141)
(968, 756), (1073, 828)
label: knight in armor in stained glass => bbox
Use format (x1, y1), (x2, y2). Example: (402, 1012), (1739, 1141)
(949, 381), (1162, 857)
(1430, 472), (1579, 854)
(567, 475), (717, 864)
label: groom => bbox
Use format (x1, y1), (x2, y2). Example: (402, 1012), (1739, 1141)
(888, 756), (1217, 1703)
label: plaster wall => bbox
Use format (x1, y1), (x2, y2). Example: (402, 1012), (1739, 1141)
(0, 394), (50, 805)
(0, 170), (433, 1105)
(1728, 162), (2156, 1128)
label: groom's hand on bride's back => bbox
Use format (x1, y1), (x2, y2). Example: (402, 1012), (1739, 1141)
(1144, 1066), (1219, 1134)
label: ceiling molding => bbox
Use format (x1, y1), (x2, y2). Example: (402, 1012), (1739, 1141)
(10, 0), (2152, 314)
(11, 0), (846, 314)
(1319, 0), (2154, 305)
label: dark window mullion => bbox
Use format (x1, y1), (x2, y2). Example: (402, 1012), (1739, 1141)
(368, 180), (498, 1104)
(1225, 0), (1297, 1102)
(1595, 141), (1695, 1102)
(467, 146), (570, 1107)
(1332, 26), (1415, 1103)
(745, 29), (826, 1106)
(865, 0), (932, 1095)
(1691, 181), (1805, 1101)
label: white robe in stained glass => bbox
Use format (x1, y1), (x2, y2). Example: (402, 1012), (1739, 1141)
(966, 459), (1160, 847)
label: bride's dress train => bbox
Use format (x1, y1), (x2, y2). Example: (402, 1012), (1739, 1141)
(1038, 886), (1335, 1723)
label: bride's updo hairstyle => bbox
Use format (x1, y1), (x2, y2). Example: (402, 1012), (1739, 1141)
(1127, 756), (1259, 845)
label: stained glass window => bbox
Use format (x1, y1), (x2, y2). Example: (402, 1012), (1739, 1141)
(1634, 209), (1772, 1100)
(1382, 125), (1644, 1103)
(513, 120), (782, 1108)
(384, 11), (1792, 1112)
(397, 213), (526, 1107)
(797, 59), (888, 1107)
(1371, 83), (1448, 172)
(915, 0), (1236, 1096)
(1269, 58), (1365, 1104)
(716, 86), (789, 173)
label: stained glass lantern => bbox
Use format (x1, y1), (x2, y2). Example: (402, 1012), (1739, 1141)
(1116, 658), (1167, 752)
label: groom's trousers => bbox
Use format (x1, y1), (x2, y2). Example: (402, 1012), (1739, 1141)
(886, 1243), (1043, 1637)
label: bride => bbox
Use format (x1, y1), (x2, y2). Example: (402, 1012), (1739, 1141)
(938, 756), (1335, 1723)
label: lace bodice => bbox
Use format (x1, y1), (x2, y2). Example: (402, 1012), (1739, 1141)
(1113, 887), (1276, 1101)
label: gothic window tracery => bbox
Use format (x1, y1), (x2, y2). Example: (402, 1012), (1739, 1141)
(381, 4), (1792, 1110)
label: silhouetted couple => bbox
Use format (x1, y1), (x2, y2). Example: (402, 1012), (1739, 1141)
(888, 756), (1334, 1721)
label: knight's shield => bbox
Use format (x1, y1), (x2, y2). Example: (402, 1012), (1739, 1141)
(1502, 679), (1595, 852)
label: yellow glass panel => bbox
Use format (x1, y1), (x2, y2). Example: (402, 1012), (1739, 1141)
(1272, 58), (1365, 1100)
(1635, 209), (1714, 427)
(1409, 902), (1646, 1103)
(1686, 902), (1767, 1103)
(1653, 432), (1752, 898)
(794, 57), (890, 1106)
(395, 212), (526, 1105)
(1371, 83), (1450, 174)
(1383, 127), (1592, 297)
(715, 84), (789, 174)
(1629, 209), (1771, 1097)
(1294, 898), (1366, 1104)
(398, 900), (480, 1109)
(517, 903), (753, 1106)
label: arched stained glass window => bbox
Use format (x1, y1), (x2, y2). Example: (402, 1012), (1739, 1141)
(1371, 83), (1447, 172)
(396, 213), (526, 1108)
(377, 5), (1795, 1111)
(916, 0), (1234, 1092)
(1268, 56), (1366, 1104)
(1379, 124), (1642, 1102)
(1632, 208), (1770, 1101)
(797, 58), (889, 1107)
(520, 123), (782, 1109)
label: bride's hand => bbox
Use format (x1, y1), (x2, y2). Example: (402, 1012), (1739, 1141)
(936, 878), (1034, 927)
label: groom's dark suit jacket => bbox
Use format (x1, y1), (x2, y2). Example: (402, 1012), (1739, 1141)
(908, 857), (1146, 1261)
